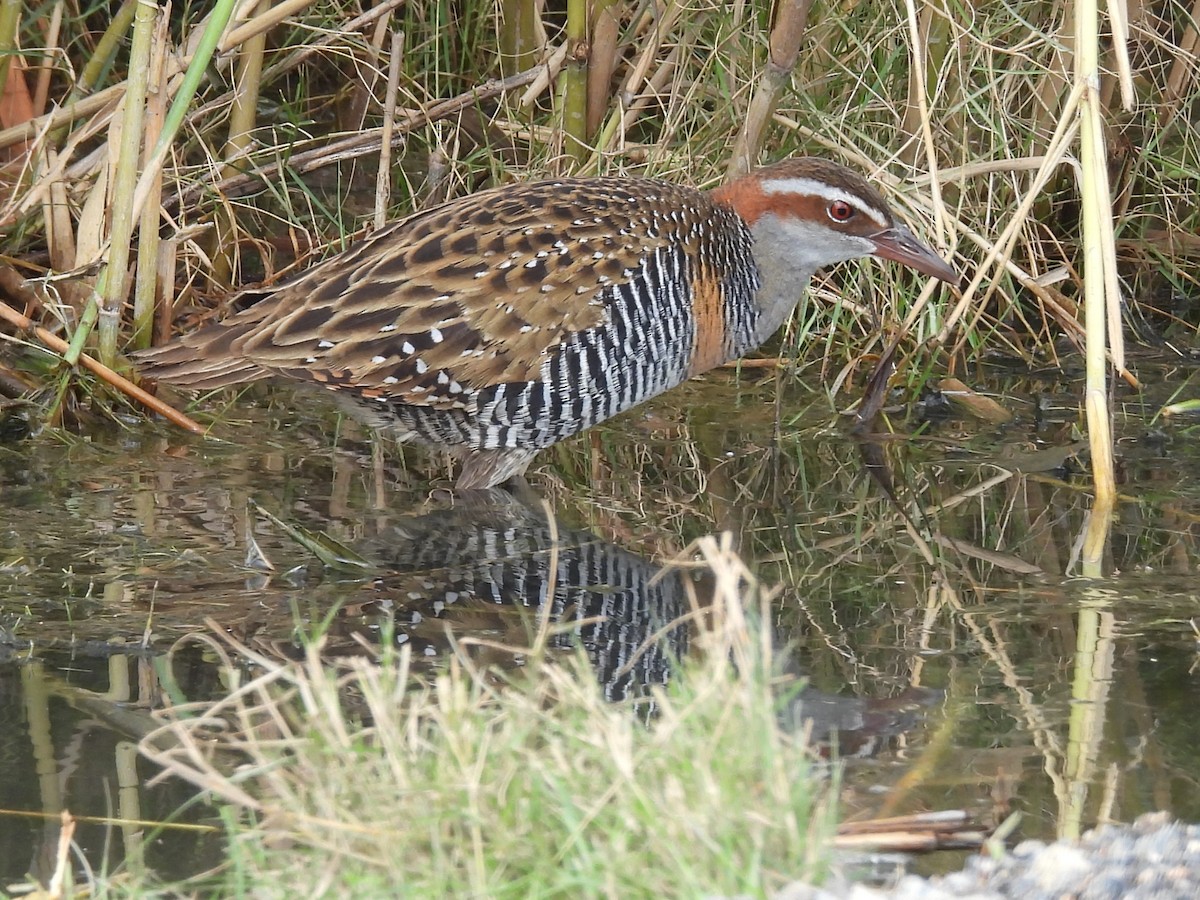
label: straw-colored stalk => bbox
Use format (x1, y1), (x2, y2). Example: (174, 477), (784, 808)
(339, 14), (391, 135)
(592, 2), (683, 158)
(131, 6), (170, 350)
(898, 1), (949, 171)
(586, 0), (620, 138)
(0, 80), (122, 154)
(97, 0), (156, 370)
(0, 299), (202, 432)
(43, 0), (137, 148)
(39, 0), (238, 376)
(153, 238), (177, 345)
(31, 1), (64, 117)
(591, 39), (682, 164)
(38, 148), (76, 273)
(1161, 0), (1200, 115)
(1032, 0), (1076, 157)
(1062, 600), (1115, 837)
(375, 30), (406, 230)
(0, 1), (450, 158)
(727, 0), (812, 178)
(1074, 0), (1117, 508)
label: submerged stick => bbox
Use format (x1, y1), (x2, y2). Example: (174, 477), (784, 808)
(0, 298), (204, 435)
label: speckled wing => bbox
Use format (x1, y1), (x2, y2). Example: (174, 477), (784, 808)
(137, 177), (729, 410)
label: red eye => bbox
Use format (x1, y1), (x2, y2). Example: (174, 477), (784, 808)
(828, 200), (855, 223)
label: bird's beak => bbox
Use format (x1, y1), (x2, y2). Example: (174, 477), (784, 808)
(870, 224), (959, 285)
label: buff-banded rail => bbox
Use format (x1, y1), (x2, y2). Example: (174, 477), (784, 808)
(136, 158), (958, 488)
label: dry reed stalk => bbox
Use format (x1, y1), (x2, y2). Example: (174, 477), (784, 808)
(617, 40), (683, 147)
(220, 0), (316, 52)
(39, 148), (76, 275)
(250, 0), (406, 86)
(727, 0), (812, 178)
(132, 6), (171, 350)
(127, 0), (240, 225)
(375, 30), (406, 230)
(153, 237), (177, 345)
(1031, 0), (1076, 158)
(1104, 0), (1135, 110)
(931, 82), (1084, 346)
(1162, 0), (1200, 114)
(5, 100), (104, 240)
(518, 39), (569, 107)
(0, 0), (395, 160)
(3, 3), (251, 223)
(0, 80), (124, 152)
(1075, 0), (1117, 507)
(169, 63), (549, 213)
(586, 0), (620, 138)
(30, 2), (64, 118)
(892, 0), (951, 335)
(339, 11), (391, 135)
(593, 0), (683, 157)
(898, 1), (945, 176)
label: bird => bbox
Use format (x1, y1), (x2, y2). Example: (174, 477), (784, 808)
(135, 157), (958, 489)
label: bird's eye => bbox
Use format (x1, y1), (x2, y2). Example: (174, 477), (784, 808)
(828, 200), (855, 223)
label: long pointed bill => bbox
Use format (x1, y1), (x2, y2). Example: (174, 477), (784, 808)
(869, 224), (959, 285)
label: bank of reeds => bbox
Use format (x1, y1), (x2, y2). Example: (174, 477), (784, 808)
(0, 2), (1196, 426)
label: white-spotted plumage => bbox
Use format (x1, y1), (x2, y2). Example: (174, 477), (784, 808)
(136, 157), (957, 488)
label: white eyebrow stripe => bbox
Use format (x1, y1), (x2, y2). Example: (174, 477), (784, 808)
(760, 176), (889, 225)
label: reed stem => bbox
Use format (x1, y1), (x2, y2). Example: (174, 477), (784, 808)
(97, 0), (155, 369)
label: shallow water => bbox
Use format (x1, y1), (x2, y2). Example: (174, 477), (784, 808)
(2, 359), (1199, 885)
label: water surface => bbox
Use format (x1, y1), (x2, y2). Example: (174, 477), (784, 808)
(2, 360), (1198, 884)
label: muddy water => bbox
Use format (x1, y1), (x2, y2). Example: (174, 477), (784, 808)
(1, 362), (1199, 884)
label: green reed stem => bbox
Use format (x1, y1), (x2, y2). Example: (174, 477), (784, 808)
(0, 0), (22, 104)
(97, 0), (155, 369)
(561, 0), (589, 165)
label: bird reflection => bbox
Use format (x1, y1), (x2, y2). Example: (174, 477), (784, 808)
(291, 489), (936, 754)
(363, 490), (689, 705)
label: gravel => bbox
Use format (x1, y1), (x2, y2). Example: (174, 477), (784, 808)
(779, 813), (1200, 900)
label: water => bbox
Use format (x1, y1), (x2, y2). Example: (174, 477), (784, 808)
(1, 362), (1198, 885)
